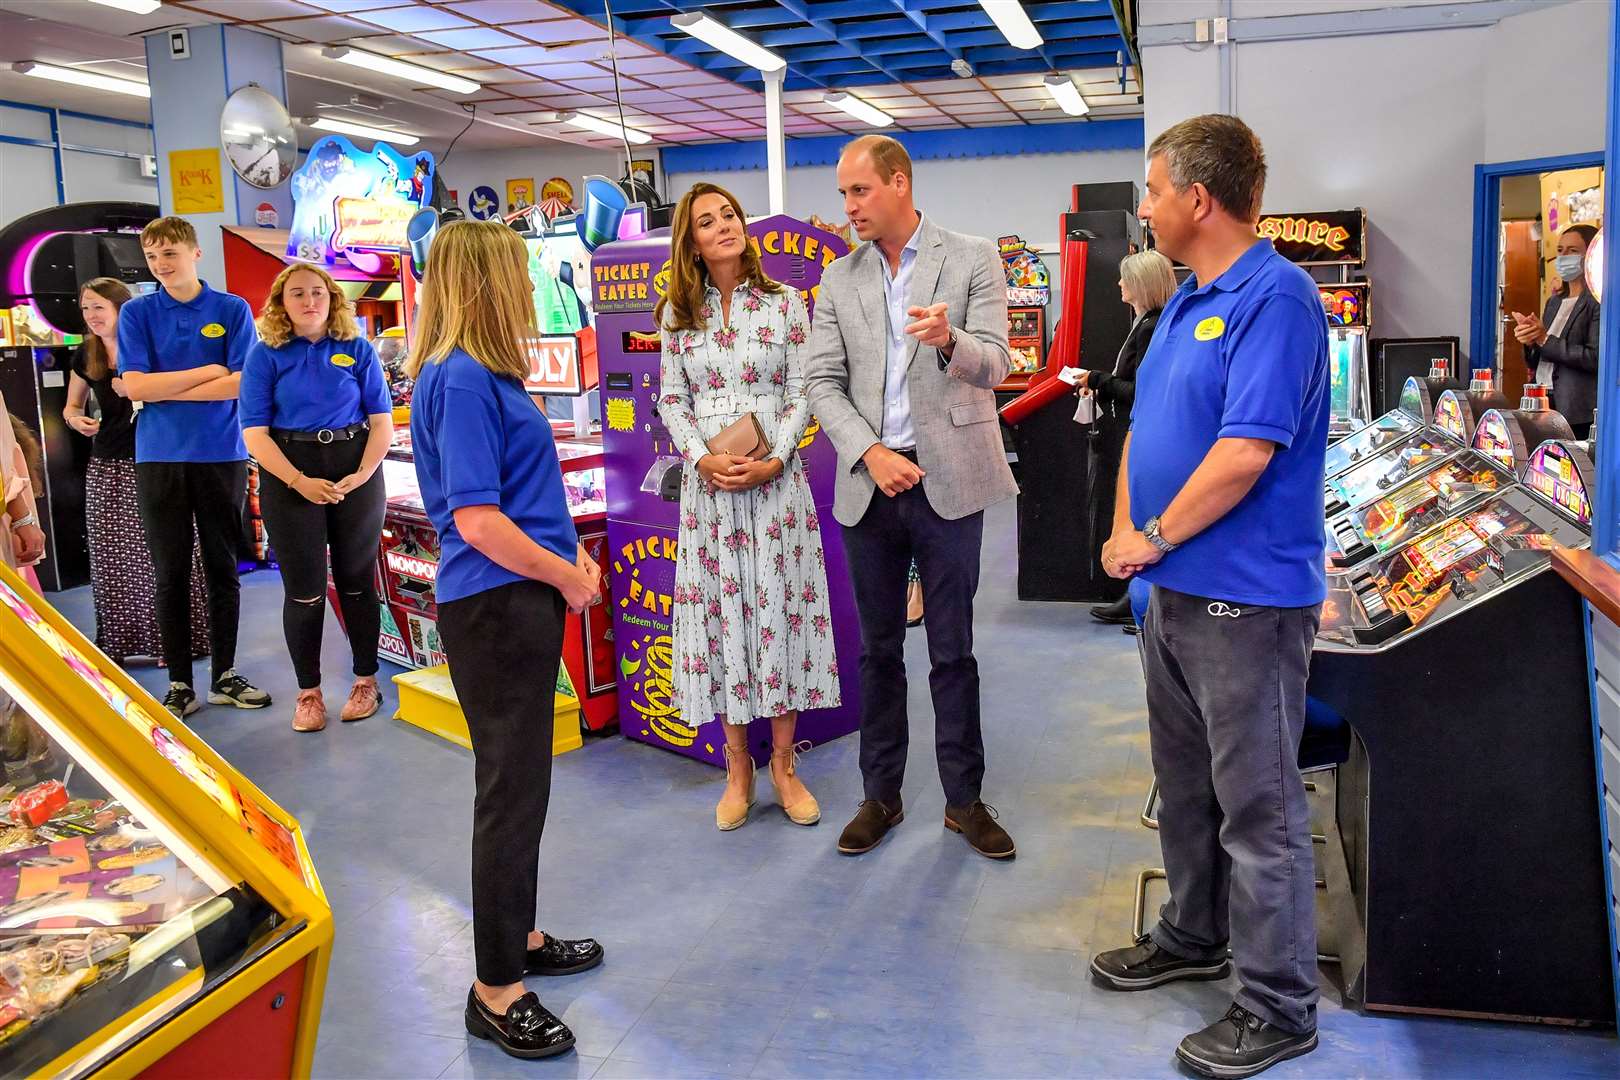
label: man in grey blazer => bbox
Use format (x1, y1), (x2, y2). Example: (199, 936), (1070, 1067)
(805, 135), (1019, 859)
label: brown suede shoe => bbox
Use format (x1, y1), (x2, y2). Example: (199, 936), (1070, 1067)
(837, 798), (903, 855)
(944, 801), (1015, 859)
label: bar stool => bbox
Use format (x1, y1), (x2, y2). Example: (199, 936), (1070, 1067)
(1130, 697), (1351, 962)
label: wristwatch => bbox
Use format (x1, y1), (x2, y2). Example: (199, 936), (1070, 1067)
(1143, 515), (1177, 554)
(938, 326), (958, 370)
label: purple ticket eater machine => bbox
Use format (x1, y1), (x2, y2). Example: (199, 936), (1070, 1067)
(594, 215), (860, 767)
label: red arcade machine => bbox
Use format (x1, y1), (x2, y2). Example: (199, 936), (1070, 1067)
(999, 183), (1140, 602)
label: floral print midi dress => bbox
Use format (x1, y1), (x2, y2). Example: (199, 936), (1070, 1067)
(657, 282), (841, 725)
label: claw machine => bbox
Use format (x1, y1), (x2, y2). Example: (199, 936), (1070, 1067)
(0, 565), (330, 1078)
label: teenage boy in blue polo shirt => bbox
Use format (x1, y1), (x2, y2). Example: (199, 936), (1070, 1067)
(118, 216), (271, 720)
(1089, 116), (1330, 1079)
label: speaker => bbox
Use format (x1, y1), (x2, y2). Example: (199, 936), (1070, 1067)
(1371, 337), (1459, 415)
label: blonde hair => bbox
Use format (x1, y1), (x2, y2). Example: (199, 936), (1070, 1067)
(406, 219), (534, 380)
(654, 183), (781, 334)
(843, 134), (912, 183)
(1120, 251), (1178, 315)
(255, 262), (360, 348)
(140, 216), (198, 249)
(78, 277), (133, 381)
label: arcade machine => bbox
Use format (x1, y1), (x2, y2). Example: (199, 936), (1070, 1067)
(1324, 359), (1461, 479)
(1320, 281), (1373, 440)
(0, 563), (330, 1076)
(998, 183), (1140, 603)
(0, 202), (159, 591)
(1312, 438), (1614, 1023)
(594, 214), (862, 767)
(1324, 386), (1573, 569)
(1323, 368), (1509, 517)
(995, 235), (1052, 394)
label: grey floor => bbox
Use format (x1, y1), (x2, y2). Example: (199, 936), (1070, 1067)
(50, 501), (1620, 1078)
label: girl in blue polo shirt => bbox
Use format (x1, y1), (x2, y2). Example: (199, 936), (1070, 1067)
(404, 219), (603, 1061)
(240, 264), (393, 733)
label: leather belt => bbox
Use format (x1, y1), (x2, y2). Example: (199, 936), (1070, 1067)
(272, 421), (368, 445)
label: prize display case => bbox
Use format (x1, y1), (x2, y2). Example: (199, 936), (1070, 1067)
(0, 565), (329, 1077)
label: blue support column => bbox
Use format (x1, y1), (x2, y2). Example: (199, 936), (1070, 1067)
(48, 108), (65, 205)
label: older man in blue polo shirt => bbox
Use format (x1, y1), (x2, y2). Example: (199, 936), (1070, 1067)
(1089, 116), (1330, 1080)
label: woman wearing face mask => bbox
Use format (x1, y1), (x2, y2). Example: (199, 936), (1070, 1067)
(64, 278), (211, 663)
(1077, 250), (1177, 627)
(1513, 224), (1600, 438)
(240, 263), (394, 733)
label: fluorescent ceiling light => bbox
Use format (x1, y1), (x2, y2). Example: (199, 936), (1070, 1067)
(11, 61), (149, 97)
(308, 116), (420, 146)
(979, 1), (1043, 50)
(670, 12), (786, 73)
(558, 111), (652, 145)
(87, 0), (163, 12)
(1043, 75), (1089, 117)
(824, 92), (892, 128)
(322, 45), (479, 95)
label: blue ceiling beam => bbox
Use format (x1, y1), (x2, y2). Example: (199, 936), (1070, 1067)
(855, 36), (952, 57)
(885, 0), (972, 73)
(756, 25), (856, 47)
(773, 0), (911, 82)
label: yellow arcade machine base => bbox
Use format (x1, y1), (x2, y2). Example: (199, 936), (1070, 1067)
(393, 664), (583, 755)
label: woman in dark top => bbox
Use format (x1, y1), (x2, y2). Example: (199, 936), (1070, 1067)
(241, 262), (394, 734)
(65, 278), (210, 663)
(1513, 223), (1600, 438)
(1079, 250), (1177, 626)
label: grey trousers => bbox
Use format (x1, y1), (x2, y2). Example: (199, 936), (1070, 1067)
(1142, 585), (1322, 1034)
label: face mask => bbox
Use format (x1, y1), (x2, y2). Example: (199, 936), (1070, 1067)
(1555, 253), (1585, 283)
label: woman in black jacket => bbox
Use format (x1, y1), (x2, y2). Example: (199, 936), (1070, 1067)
(1513, 224), (1599, 438)
(1082, 249), (1177, 626)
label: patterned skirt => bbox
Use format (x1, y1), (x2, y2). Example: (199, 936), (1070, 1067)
(84, 457), (210, 663)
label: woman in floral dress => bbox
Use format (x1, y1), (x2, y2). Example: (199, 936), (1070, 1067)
(656, 183), (840, 832)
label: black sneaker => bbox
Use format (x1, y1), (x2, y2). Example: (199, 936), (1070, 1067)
(464, 988), (575, 1060)
(208, 670), (271, 710)
(1090, 934), (1231, 990)
(1176, 1002), (1317, 1078)
(162, 683), (198, 720)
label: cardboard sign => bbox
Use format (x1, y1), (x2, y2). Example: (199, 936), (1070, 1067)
(169, 148), (224, 214)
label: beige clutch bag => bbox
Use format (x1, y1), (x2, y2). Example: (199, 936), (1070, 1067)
(705, 413), (770, 460)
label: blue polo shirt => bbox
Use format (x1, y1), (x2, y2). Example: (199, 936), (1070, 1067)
(410, 348), (578, 604)
(240, 334), (391, 432)
(1129, 240), (1330, 607)
(117, 282), (254, 463)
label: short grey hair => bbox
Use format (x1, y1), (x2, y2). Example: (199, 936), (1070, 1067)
(1148, 114), (1267, 221)
(1120, 250), (1178, 314)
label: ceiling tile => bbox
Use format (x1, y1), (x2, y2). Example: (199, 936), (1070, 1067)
(610, 56), (689, 75)
(471, 45), (557, 64)
(950, 103), (1016, 115)
(511, 17), (604, 42)
(449, 0), (568, 20)
(417, 26), (525, 50)
(652, 69), (729, 87)
(491, 109), (560, 122)
(982, 73), (1047, 89)
(854, 84), (913, 98)
(615, 89), (688, 104)
(263, 15), (377, 42)
(187, 0), (313, 18)
(353, 5), (471, 33)
(332, 33), (428, 54)
(535, 93), (612, 108)
(922, 91), (999, 105)
(517, 42), (614, 62)
(299, 0), (404, 11)
(994, 86), (1048, 101)
(480, 78), (556, 94)
(561, 76), (629, 92)
(512, 61), (602, 80)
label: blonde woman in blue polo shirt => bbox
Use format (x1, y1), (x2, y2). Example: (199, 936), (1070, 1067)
(241, 263), (394, 734)
(405, 219), (604, 1062)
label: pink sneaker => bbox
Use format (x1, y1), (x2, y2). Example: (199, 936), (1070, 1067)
(340, 678), (381, 722)
(293, 690), (326, 733)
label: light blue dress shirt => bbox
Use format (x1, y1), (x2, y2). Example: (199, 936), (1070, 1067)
(879, 213), (925, 450)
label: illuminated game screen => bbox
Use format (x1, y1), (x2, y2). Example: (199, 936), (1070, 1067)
(1334, 453), (1508, 560)
(1326, 431), (1458, 512)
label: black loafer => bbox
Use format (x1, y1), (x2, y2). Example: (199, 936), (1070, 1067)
(465, 988), (575, 1059)
(837, 798), (903, 855)
(1090, 934), (1231, 991)
(1176, 1002), (1317, 1078)
(525, 932), (604, 976)
(1089, 596), (1135, 626)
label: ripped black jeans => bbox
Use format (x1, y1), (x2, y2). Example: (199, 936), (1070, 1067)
(258, 432), (386, 690)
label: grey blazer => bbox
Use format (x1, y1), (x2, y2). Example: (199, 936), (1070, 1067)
(805, 216), (1020, 526)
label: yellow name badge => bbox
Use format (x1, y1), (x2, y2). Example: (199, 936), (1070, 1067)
(330, 353), (356, 368)
(1194, 316), (1226, 341)
(200, 323), (226, 338)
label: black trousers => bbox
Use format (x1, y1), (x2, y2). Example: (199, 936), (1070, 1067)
(437, 579), (566, 986)
(258, 435), (386, 690)
(841, 485), (986, 807)
(135, 460), (247, 688)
